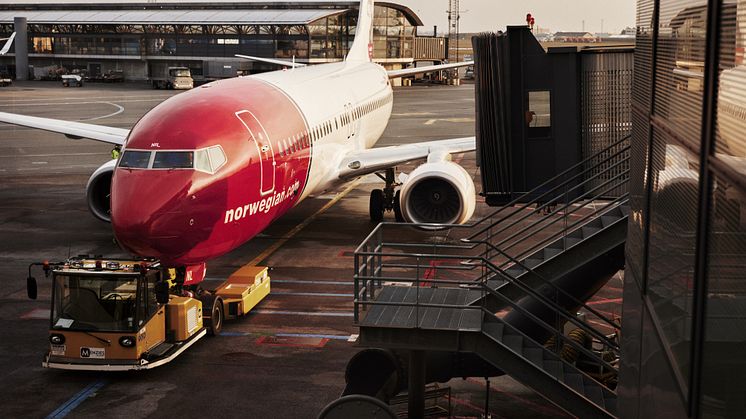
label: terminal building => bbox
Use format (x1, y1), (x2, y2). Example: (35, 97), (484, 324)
(0, 0), (447, 82)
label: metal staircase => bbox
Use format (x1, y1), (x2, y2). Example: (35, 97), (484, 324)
(352, 138), (630, 418)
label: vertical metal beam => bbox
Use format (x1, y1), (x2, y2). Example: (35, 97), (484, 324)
(13, 17), (28, 81)
(640, 0), (661, 295)
(408, 350), (426, 419)
(689, 0), (723, 416)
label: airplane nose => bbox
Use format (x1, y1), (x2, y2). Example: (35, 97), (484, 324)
(111, 170), (203, 263)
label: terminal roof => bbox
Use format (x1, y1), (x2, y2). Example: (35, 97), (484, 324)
(0, 8), (350, 25)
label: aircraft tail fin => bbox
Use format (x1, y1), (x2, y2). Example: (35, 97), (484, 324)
(0, 32), (16, 55)
(346, 0), (374, 62)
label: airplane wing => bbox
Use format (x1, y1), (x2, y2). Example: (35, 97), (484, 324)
(235, 54), (307, 68)
(0, 112), (129, 145)
(386, 61), (474, 79)
(0, 32), (15, 55)
(337, 136), (475, 180)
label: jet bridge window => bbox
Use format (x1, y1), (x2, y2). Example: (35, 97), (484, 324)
(527, 91), (551, 128)
(118, 150), (151, 169)
(153, 151), (194, 169)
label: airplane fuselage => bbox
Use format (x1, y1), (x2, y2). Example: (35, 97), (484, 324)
(111, 61), (394, 267)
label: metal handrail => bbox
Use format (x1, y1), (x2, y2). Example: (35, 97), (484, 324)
(468, 143), (631, 240)
(353, 250), (620, 351)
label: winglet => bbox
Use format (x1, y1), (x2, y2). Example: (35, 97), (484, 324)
(0, 32), (16, 55)
(346, 0), (374, 62)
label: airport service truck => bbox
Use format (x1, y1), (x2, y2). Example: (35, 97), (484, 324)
(26, 256), (270, 371)
(150, 66), (194, 90)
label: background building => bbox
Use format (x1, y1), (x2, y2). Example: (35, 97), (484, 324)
(0, 1), (447, 82)
(620, 0), (746, 417)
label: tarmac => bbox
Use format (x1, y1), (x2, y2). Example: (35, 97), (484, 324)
(0, 80), (622, 418)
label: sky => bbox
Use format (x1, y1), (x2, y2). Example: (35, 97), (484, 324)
(403, 0), (637, 34)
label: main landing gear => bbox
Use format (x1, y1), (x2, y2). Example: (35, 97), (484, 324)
(369, 168), (404, 223)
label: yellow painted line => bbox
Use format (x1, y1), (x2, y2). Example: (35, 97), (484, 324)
(248, 179), (362, 266)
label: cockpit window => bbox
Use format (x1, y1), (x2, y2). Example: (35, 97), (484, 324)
(118, 147), (225, 174)
(119, 151), (151, 168)
(207, 146), (227, 172)
(153, 151), (194, 169)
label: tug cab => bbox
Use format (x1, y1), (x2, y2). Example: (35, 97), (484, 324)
(27, 257), (270, 371)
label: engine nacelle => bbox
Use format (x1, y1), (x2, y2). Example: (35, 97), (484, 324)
(86, 159), (117, 222)
(399, 160), (476, 226)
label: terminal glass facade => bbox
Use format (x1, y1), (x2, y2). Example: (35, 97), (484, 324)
(0, 6), (417, 62)
(620, 0), (746, 417)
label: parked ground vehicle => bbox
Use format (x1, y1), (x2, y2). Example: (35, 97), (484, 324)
(0, 73), (11, 86)
(151, 66), (193, 90)
(103, 70), (124, 83)
(27, 256), (270, 370)
(61, 74), (83, 87)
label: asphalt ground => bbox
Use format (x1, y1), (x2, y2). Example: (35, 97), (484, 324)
(0, 80), (622, 418)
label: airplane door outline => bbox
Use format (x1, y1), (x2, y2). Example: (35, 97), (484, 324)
(235, 110), (275, 196)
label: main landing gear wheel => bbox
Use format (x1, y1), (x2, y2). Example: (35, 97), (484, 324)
(369, 168), (404, 223)
(201, 295), (224, 336)
(369, 189), (385, 223)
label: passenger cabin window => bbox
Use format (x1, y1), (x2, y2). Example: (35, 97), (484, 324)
(153, 151), (194, 169)
(119, 150), (151, 168)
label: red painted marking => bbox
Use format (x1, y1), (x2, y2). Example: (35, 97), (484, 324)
(21, 308), (50, 319)
(448, 395), (505, 418)
(337, 250), (354, 257)
(255, 335), (329, 348)
(587, 297), (623, 306)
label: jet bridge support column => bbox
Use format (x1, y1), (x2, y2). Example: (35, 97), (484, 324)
(13, 17), (28, 81)
(407, 350), (426, 419)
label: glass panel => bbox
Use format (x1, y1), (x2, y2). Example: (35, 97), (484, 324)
(52, 274), (139, 332)
(118, 150), (151, 169)
(646, 129), (700, 387)
(700, 2), (746, 416)
(153, 151), (194, 169)
(208, 146), (227, 171)
(653, 0), (708, 147)
(527, 91), (551, 127)
(194, 149), (211, 173)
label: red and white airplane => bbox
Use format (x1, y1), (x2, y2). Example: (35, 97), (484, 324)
(0, 0), (476, 283)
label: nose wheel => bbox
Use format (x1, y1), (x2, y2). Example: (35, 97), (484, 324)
(369, 168), (405, 223)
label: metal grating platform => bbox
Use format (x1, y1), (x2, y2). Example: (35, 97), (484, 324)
(360, 287), (482, 331)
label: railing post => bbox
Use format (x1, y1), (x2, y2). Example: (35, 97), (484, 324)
(376, 226), (383, 289)
(416, 256), (420, 328)
(354, 253), (360, 323)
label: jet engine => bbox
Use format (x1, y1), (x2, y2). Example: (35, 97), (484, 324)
(86, 159), (117, 222)
(399, 159), (476, 226)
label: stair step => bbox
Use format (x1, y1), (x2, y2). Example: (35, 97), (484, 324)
(582, 376), (606, 408)
(600, 215), (619, 228)
(482, 321), (504, 340)
(505, 266), (525, 277)
(523, 258), (542, 269)
(564, 237), (582, 249)
(563, 373), (584, 393)
(581, 226), (601, 238)
(502, 333), (523, 354)
(543, 247), (563, 260)
(543, 360), (564, 379)
(146, 342), (174, 359)
(604, 396), (617, 415)
(523, 347), (543, 368)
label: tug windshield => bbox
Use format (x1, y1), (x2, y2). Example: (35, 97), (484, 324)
(51, 274), (148, 332)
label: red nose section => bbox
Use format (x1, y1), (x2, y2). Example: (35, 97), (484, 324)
(110, 77), (311, 266)
(112, 170), (202, 263)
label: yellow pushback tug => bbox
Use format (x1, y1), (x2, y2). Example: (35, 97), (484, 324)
(26, 256), (270, 371)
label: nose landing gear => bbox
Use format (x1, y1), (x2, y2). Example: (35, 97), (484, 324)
(369, 168), (405, 223)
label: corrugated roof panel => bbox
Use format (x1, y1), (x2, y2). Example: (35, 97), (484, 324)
(0, 9), (348, 25)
